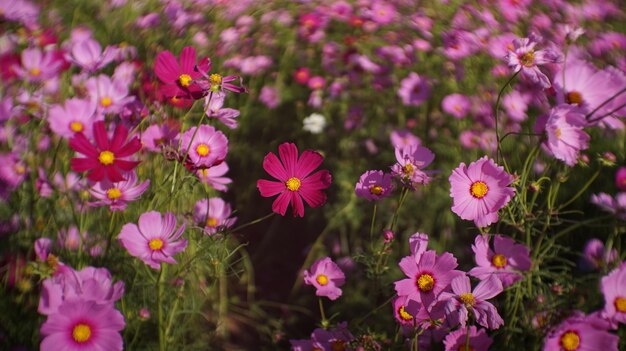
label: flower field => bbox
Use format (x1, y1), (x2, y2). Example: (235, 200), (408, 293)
(1, 0), (626, 350)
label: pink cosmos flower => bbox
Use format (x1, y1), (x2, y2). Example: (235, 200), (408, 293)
(540, 105), (590, 166)
(69, 121), (141, 182)
(205, 91), (240, 129)
(503, 89), (530, 122)
(443, 275), (504, 329)
(179, 125), (228, 170)
(13, 47), (62, 82)
(580, 238), (617, 271)
(38, 266), (124, 315)
(307, 75), (325, 90)
(294, 67), (310, 85)
(442, 93), (471, 119)
(154, 46), (210, 100)
(443, 326), (493, 351)
(505, 34), (562, 88)
(40, 300), (125, 351)
(35, 238), (52, 261)
(390, 129), (421, 150)
(591, 192), (626, 220)
(195, 162), (232, 191)
(367, 1), (397, 25)
(193, 198), (237, 235)
(468, 234), (531, 288)
(68, 37), (117, 72)
(543, 312), (618, 351)
(118, 211), (188, 270)
(615, 167), (626, 191)
(355, 170), (394, 201)
(449, 157), (515, 228)
(57, 226), (86, 251)
(140, 122), (179, 153)
(391, 145), (435, 188)
(395, 250), (463, 303)
(601, 262), (626, 325)
(257, 142), (332, 217)
(48, 98), (98, 139)
(88, 172), (150, 211)
(85, 74), (134, 115)
(303, 257), (345, 300)
(398, 72), (430, 107)
(290, 322), (354, 351)
(259, 86), (280, 109)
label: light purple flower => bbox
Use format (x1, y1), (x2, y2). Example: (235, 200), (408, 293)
(205, 91), (240, 129)
(35, 237), (52, 261)
(601, 262), (626, 325)
(195, 162), (232, 191)
(442, 93), (471, 119)
(303, 257), (345, 300)
(118, 211), (187, 270)
(85, 74), (134, 115)
(259, 86), (280, 109)
(505, 34), (562, 88)
(48, 98), (98, 139)
(398, 72), (430, 107)
(390, 129), (420, 150)
(355, 170), (394, 201)
(193, 198), (237, 235)
(580, 238), (618, 271)
(543, 312), (618, 351)
(68, 37), (117, 72)
(13, 47), (61, 82)
(443, 326), (493, 351)
(443, 274), (504, 329)
(88, 172), (150, 211)
(395, 250), (463, 303)
(141, 122), (179, 153)
(391, 145), (435, 188)
(541, 104), (589, 166)
(503, 89), (530, 122)
(468, 234), (531, 288)
(179, 125), (228, 170)
(57, 226), (86, 251)
(591, 192), (626, 220)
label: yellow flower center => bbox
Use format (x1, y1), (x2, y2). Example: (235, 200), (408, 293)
(566, 91), (583, 105)
(614, 297), (626, 313)
(520, 51), (535, 67)
(331, 340), (346, 351)
(72, 323), (92, 343)
(98, 151), (115, 165)
(470, 181), (489, 199)
(14, 164), (26, 174)
(29, 67), (41, 76)
(316, 274), (329, 286)
(286, 177), (301, 191)
(100, 97), (112, 107)
(369, 185), (383, 195)
(209, 73), (222, 86)
(196, 143), (210, 157)
(403, 163), (414, 176)
(459, 292), (476, 307)
(70, 121), (84, 132)
(555, 127), (562, 139)
(47, 254), (59, 271)
(206, 217), (218, 227)
(416, 273), (435, 292)
(491, 254), (507, 268)
(106, 188), (122, 200)
(178, 74), (192, 87)
(560, 331), (580, 351)
(398, 305), (413, 321)
(149, 238), (164, 251)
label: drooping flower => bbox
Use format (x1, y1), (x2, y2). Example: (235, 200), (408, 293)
(257, 142), (332, 217)
(118, 211), (187, 270)
(391, 145), (435, 188)
(354, 170), (394, 201)
(195, 162), (232, 191)
(505, 34), (562, 88)
(88, 172), (150, 211)
(600, 262), (626, 325)
(398, 72), (430, 107)
(303, 257), (345, 300)
(443, 274), (504, 329)
(449, 156), (515, 228)
(543, 312), (618, 351)
(591, 193), (626, 220)
(154, 46), (210, 100)
(48, 98), (98, 139)
(40, 300), (125, 351)
(179, 124), (228, 170)
(580, 238), (618, 271)
(468, 234), (531, 287)
(69, 121), (142, 182)
(443, 326), (493, 351)
(540, 105), (590, 166)
(205, 91), (240, 129)
(193, 198), (237, 235)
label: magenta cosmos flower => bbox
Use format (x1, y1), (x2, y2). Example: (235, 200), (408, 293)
(468, 234), (531, 288)
(398, 72), (430, 107)
(118, 211), (187, 270)
(179, 124), (228, 170)
(443, 326), (493, 351)
(303, 257), (345, 300)
(154, 46), (210, 100)
(257, 142), (332, 217)
(541, 105), (589, 166)
(601, 262), (626, 325)
(505, 34), (562, 88)
(193, 198), (237, 235)
(449, 156), (515, 228)
(48, 98), (98, 139)
(443, 274), (504, 329)
(88, 171), (150, 211)
(543, 312), (618, 351)
(69, 121), (141, 182)
(40, 299), (125, 351)
(355, 170), (394, 201)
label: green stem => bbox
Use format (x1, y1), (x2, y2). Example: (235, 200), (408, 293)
(157, 265), (167, 351)
(369, 203), (377, 249)
(494, 71), (519, 169)
(465, 322), (471, 351)
(559, 168), (601, 209)
(390, 188), (409, 232)
(104, 210), (118, 259)
(229, 212), (275, 233)
(318, 297), (328, 328)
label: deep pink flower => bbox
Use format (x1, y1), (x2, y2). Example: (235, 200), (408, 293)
(443, 275), (504, 329)
(88, 172), (150, 211)
(395, 250), (463, 303)
(615, 167), (626, 191)
(257, 143), (332, 217)
(601, 262), (626, 325)
(179, 125), (228, 170)
(505, 34), (562, 88)
(449, 157), (515, 228)
(543, 312), (618, 351)
(443, 326), (493, 351)
(541, 105), (590, 166)
(193, 198), (237, 235)
(69, 121), (142, 182)
(303, 257), (345, 300)
(40, 300), (125, 351)
(118, 211), (187, 270)
(154, 46), (210, 100)
(355, 170), (394, 201)
(48, 98), (98, 139)
(468, 234), (531, 288)
(398, 72), (430, 106)
(294, 67), (310, 85)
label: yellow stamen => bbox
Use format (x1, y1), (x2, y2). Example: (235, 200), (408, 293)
(106, 188), (122, 200)
(560, 331), (580, 351)
(14, 164), (26, 174)
(403, 163), (414, 176)
(470, 181), (489, 199)
(416, 273), (435, 292)
(459, 292), (476, 307)
(100, 97), (112, 107)
(209, 73), (222, 86)
(149, 238), (164, 251)
(398, 306), (413, 321)
(72, 323), (92, 343)
(29, 67), (41, 76)
(566, 91), (583, 106)
(369, 185), (383, 195)
(179, 74), (192, 87)
(206, 217), (218, 227)
(330, 340), (346, 351)
(555, 128), (562, 139)
(316, 274), (329, 286)
(196, 143), (210, 157)
(491, 254), (507, 268)
(520, 51), (535, 67)
(615, 297), (626, 313)
(98, 151), (115, 165)
(286, 177), (301, 191)
(70, 121), (84, 132)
